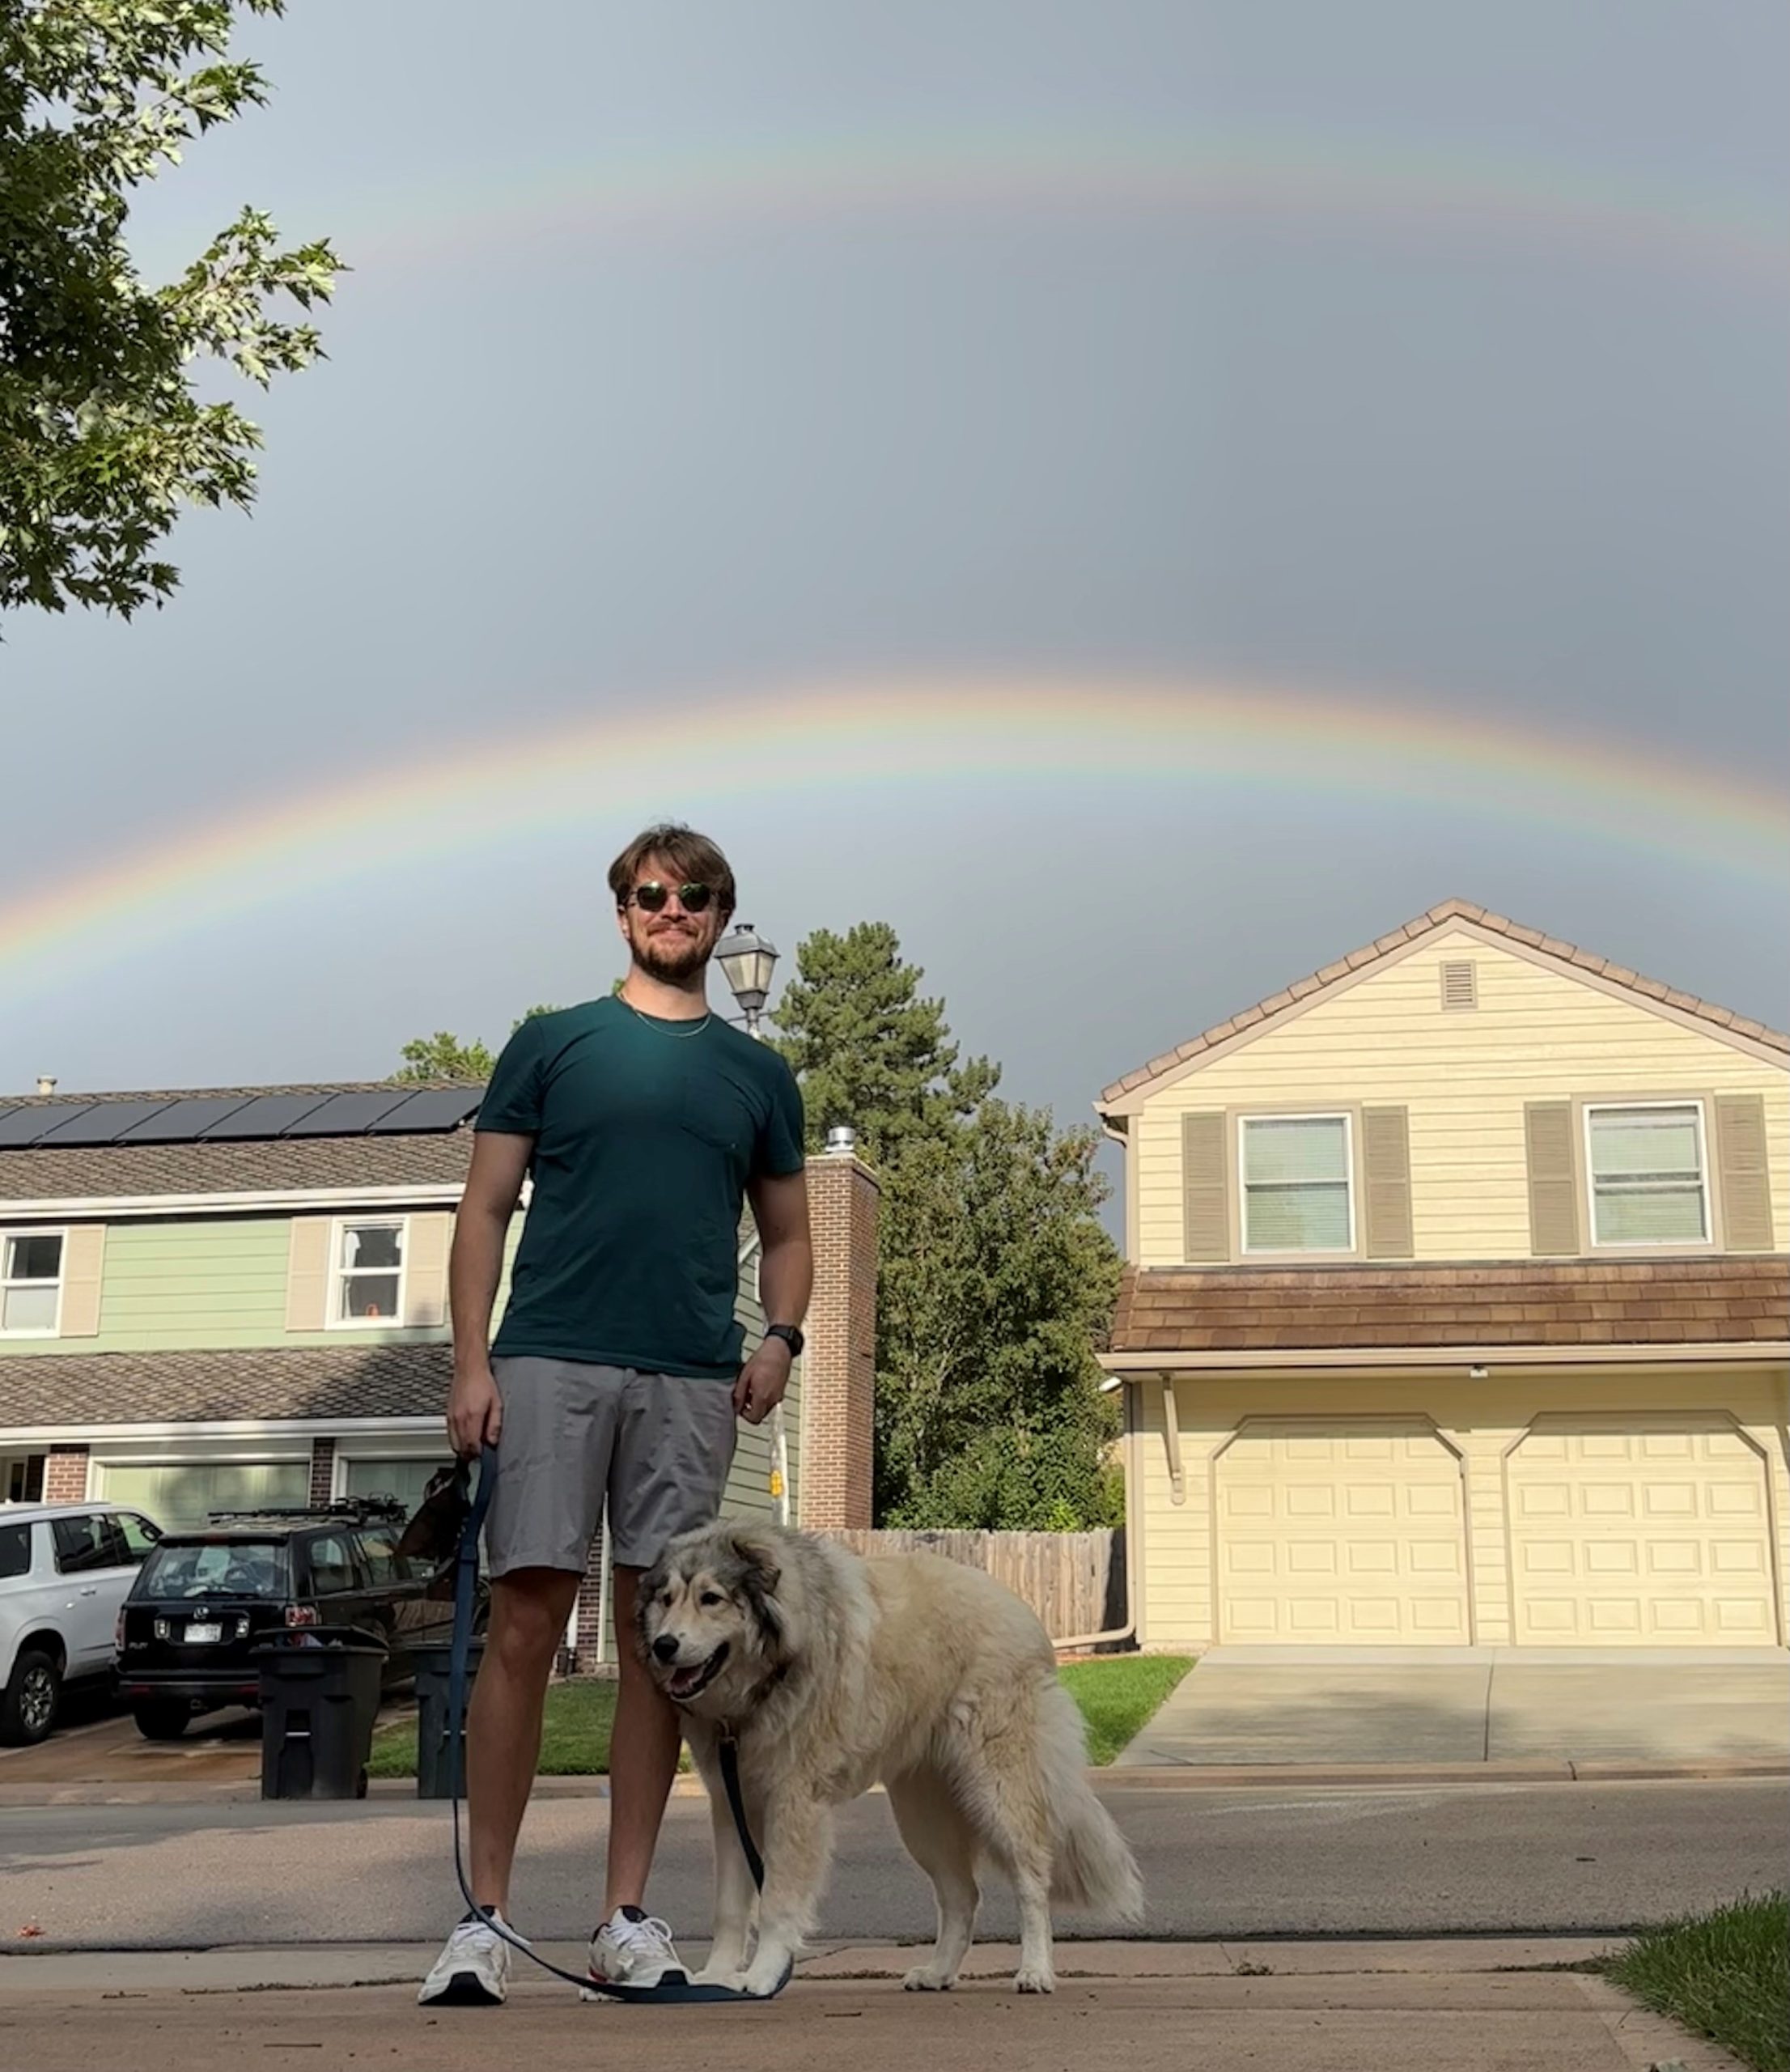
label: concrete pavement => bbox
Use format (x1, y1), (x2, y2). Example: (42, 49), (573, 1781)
(0, 1938), (1753, 2072)
(1116, 1649), (1790, 1768)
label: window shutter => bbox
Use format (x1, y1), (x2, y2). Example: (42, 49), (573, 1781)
(58, 1225), (106, 1336)
(1361, 1106), (1414, 1258)
(1525, 1102), (1580, 1255)
(1714, 1093), (1775, 1252)
(404, 1212), (451, 1326)
(285, 1217), (332, 1331)
(1181, 1112), (1230, 1263)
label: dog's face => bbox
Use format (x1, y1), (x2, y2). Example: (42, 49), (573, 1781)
(634, 1522), (788, 1714)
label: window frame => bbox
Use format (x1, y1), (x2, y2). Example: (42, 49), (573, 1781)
(1235, 1108), (1359, 1260)
(1, 1225), (66, 1339)
(1580, 1096), (1718, 1254)
(324, 1214), (409, 1331)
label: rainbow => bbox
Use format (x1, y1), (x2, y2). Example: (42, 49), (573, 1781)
(355, 130), (1790, 286)
(2, 676), (1784, 997)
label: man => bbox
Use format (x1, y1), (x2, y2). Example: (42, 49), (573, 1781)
(418, 823), (812, 2007)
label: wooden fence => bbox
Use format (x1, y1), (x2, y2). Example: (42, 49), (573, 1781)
(817, 1529), (1125, 1647)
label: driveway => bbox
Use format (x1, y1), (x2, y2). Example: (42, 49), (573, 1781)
(1115, 1646), (1790, 1768)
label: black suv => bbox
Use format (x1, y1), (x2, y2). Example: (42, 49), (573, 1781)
(115, 1497), (483, 1740)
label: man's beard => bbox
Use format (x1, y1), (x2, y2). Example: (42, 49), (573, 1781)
(638, 929), (710, 981)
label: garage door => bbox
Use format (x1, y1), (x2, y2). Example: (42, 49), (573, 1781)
(94, 1459), (308, 1535)
(1215, 1421), (1470, 1643)
(1508, 1421), (1779, 1645)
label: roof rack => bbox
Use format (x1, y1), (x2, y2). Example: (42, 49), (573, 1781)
(205, 1497), (408, 1526)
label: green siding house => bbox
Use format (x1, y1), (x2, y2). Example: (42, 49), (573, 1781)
(0, 1081), (878, 1668)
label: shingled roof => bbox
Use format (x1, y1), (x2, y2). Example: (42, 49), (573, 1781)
(1108, 1257), (1789, 1357)
(0, 1081), (479, 1199)
(0, 1343), (452, 1426)
(1097, 900), (1788, 1109)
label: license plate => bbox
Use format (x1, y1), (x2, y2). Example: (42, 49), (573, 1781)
(185, 1622), (222, 1645)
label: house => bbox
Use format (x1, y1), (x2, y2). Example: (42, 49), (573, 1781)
(1093, 901), (1789, 1655)
(0, 1082), (879, 1669)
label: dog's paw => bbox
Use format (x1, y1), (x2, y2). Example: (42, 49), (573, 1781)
(738, 1952), (794, 1998)
(901, 1964), (957, 1993)
(1012, 1964), (1055, 1995)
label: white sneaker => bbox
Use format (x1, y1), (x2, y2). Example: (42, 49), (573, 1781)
(418, 1907), (523, 2006)
(584, 1905), (685, 1992)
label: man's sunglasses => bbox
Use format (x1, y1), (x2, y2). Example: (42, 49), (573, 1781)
(625, 880), (715, 915)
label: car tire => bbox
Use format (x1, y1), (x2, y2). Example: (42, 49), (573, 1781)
(132, 1701), (191, 1742)
(1, 1647), (63, 1747)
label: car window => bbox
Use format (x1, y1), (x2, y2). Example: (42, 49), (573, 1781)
(355, 1526), (408, 1586)
(0, 1522), (31, 1582)
(306, 1532), (359, 1596)
(111, 1513), (161, 1563)
(138, 1539), (288, 1599)
(52, 1513), (113, 1575)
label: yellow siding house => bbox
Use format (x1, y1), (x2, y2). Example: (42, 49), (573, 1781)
(1095, 902), (1788, 1655)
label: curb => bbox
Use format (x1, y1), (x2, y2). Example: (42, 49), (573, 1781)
(2, 1757), (1783, 1807)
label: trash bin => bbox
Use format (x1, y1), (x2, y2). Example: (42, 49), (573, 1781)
(410, 1638), (484, 1799)
(253, 1626), (387, 1800)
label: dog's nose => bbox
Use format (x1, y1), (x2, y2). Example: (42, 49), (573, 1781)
(651, 1634), (680, 1662)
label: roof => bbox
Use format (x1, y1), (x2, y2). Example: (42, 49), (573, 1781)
(1097, 899), (1789, 1109)
(1107, 1257), (1789, 1357)
(0, 1343), (452, 1428)
(0, 1081), (480, 1201)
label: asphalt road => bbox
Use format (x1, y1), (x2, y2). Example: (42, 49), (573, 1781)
(3, 1777), (1783, 1953)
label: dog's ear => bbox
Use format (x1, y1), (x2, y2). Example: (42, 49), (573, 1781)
(632, 1556), (670, 1661)
(727, 1526), (785, 1651)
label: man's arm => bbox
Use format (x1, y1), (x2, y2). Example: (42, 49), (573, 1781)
(736, 1167), (813, 1424)
(445, 1130), (532, 1455)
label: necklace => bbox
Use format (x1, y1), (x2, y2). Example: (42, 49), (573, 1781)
(622, 997), (711, 1038)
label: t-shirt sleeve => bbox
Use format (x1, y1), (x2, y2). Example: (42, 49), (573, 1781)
(476, 1017), (545, 1136)
(756, 1051), (808, 1178)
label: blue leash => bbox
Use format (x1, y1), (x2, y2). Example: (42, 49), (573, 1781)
(445, 1443), (787, 2003)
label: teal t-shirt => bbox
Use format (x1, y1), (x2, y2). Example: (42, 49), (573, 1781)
(477, 996), (806, 1378)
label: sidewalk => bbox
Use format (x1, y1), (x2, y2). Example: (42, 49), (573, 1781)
(0, 1938), (1750, 2072)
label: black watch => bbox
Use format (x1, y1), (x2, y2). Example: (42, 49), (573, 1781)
(765, 1323), (804, 1358)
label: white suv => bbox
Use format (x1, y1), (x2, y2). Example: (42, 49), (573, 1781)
(1, 1504), (163, 1744)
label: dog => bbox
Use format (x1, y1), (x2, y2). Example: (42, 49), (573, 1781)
(635, 1516), (1144, 1998)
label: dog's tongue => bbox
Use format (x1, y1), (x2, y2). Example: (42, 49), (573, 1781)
(668, 1663), (705, 1697)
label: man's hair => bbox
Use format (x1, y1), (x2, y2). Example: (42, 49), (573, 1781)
(607, 822), (737, 919)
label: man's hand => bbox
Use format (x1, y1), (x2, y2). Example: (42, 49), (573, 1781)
(448, 1361), (503, 1458)
(733, 1335), (793, 1425)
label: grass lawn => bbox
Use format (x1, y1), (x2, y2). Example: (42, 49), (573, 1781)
(367, 1652), (1194, 1779)
(1601, 1890), (1788, 2072)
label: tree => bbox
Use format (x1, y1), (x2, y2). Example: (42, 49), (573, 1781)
(390, 1004), (562, 1084)
(874, 1099), (1124, 1531)
(774, 923), (1122, 1530)
(767, 923), (998, 1162)
(2, 2), (344, 622)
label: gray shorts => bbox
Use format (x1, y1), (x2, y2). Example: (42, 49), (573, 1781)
(483, 1356), (738, 1576)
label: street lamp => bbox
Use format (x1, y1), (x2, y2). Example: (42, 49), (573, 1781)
(715, 923), (778, 1037)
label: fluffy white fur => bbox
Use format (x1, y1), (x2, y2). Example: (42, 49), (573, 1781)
(635, 1517), (1144, 1998)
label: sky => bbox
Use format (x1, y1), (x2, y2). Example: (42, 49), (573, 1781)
(2, 0), (1786, 1216)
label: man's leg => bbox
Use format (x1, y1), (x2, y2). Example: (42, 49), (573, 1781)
(603, 1561), (685, 1914)
(467, 1566), (581, 1916)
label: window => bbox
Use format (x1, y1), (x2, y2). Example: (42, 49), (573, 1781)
(52, 1513), (117, 1575)
(1586, 1102), (1710, 1246)
(341, 1454), (451, 1519)
(305, 1532), (360, 1597)
(2, 1452), (46, 1504)
(330, 1219), (406, 1325)
(0, 1523), (32, 1582)
(109, 1513), (162, 1564)
(2, 1230), (63, 1335)
(356, 1526), (410, 1586)
(1241, 1114), (1354, 1253)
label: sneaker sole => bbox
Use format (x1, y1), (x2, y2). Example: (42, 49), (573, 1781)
(419, 1969), (506, 2007)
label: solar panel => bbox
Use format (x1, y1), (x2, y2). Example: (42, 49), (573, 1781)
(279, 1089), (415, 1136)
(116, 1095), (259, 1144)
(0, 1103), (100, 1148)
(367, 1087), (486, 1134)
(29, 1098), (180, 1146)
(197, 1093), (335, 1140)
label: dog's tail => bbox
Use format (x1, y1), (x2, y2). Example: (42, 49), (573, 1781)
(1038, 1679), (1145, 1924)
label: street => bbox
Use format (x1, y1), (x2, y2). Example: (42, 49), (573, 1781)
(4, 1777), (1783, 1953)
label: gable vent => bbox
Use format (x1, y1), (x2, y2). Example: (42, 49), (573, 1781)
(1440, 960), (1478, 1011)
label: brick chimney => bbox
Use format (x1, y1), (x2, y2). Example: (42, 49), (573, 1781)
(798, 1126), (880, 1529)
